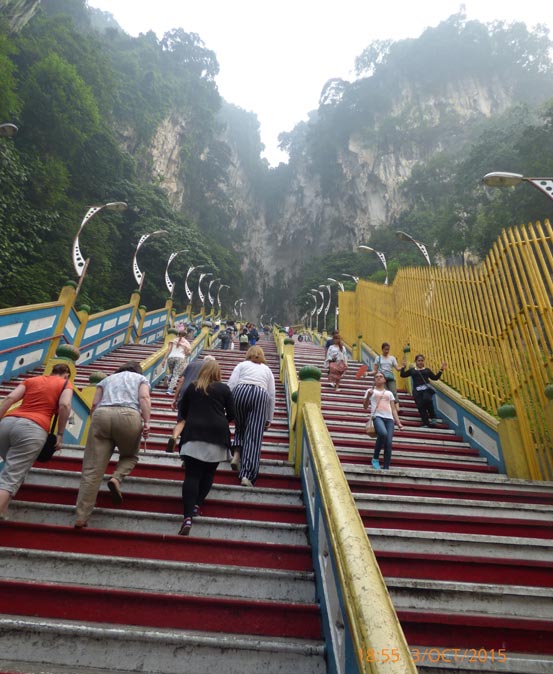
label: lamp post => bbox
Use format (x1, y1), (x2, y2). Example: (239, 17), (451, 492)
(239, 300), (247, 321)
(132, 230), (168, 291)
(234, 298), (244, 318)
(0, 123), (18, 138)
(311, 288), (325, 333)
(197, 272), (213, 313)
(217, 284), (230, 315)
(394, 232), (431, 266)
(165, 249), (188, 297)
(207, 278), (220, 316)
(307, 294), (318, 331)
(72, 201), (127, 295)
(319, 284), (333, 333)
(327, 277), (344, 331)
(184, 265), (205, 308)
(482, 172), (553, 203)
(359, 244), (389, 284)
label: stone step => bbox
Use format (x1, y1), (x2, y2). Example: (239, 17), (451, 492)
(353, 492), (553, 520)
(0, 616), (326, 674)
(26, 468), (303, 506)
(344, 464), (553, 495)
(7, 501), (309, 546)
(0, 521), (313, 572)
(387, 578), (553, 620)
(367, 527), (553, 562)
(15, 483), (307, 525)
(0, 547), (316, 604)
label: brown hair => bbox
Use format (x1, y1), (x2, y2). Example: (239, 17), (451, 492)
(52, 363), (70, 376)
(194, 359), (221, 393)
(116, 361), (143, 374)
(246, 345), (266, 364)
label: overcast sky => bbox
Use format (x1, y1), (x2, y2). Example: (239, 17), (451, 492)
(86, 0), (551, 165)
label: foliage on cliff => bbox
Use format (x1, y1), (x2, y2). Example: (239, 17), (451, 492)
(0, 0), (241, 311)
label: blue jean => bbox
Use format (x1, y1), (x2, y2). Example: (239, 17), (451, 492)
(373, 416), (395, 469)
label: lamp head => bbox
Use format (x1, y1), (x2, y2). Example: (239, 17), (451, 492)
(0, 123), (18, 138)
(105, 201), (128, 212)
(482, 172), (524, 188)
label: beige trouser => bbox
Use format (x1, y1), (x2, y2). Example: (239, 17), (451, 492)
(75, 406), (142, 523)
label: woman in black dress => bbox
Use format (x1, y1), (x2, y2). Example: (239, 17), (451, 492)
(400, 354), (446, 427)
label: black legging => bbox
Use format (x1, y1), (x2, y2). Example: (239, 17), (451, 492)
(414, 389), (436, 425)
(181, 455), (219, 518)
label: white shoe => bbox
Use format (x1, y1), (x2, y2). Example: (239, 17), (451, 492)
(241, 477), (253, 487)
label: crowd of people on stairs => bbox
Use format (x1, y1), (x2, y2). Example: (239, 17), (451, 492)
(0, 322), (446, 533)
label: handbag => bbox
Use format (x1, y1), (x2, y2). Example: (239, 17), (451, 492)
(365, 417), (377, 438)
(36, 379), (68, 463)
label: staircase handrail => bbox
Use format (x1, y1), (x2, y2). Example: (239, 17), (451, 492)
(297, 396), (417, 674)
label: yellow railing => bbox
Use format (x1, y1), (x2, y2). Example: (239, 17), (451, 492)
(339, 220), (553, 480)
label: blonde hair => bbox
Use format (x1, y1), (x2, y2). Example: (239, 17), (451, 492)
(246, 345), (266, 364)
(194, 359), (221, 393)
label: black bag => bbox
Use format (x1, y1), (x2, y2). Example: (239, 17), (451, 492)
(37, 433), (58, 463)
(36, 379), (68, 463)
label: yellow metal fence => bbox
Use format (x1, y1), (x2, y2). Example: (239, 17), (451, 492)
(339, 220), (553, 480)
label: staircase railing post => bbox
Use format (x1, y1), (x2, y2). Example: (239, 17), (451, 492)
(43, 282), (78, 363)
(496, 404), (532, 479)
(294, 367), (321, 475)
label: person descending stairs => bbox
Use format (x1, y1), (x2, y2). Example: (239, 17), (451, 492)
(293, 337), (553, 672)
(0, 338), (327, 674)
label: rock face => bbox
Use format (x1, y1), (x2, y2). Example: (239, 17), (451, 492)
(0, 0), (40, 32)
(144, 72), (534, 313)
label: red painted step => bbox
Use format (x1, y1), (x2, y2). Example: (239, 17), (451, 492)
(376, 550), (553, 588)
(349, 478), (553, 506)
(0, 579), (321, 640)
(0, 521), (313, 571)
(359, 509), (553, 539)
(15, 484), (306, 524)
(35, 456), (302, 490)
(339, 453), (498, 473)
(398, 610), (553, 654)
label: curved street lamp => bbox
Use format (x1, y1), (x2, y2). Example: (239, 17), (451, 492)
(359, 244), (389, 284)
(184, 265), (205, 305)
(0, 123), (18, 138)
(207, 278), (220, 314)
(165, 249), (188, 297)
(310, 288), (325, 333)
(307, 294), (318, 331)
(394, 232), (431, 267)
(327, 278), (344, 331)
(132, 230), (168, 290)
(319, 284), (333, 333)
(341, 273), (359, 285)
(72, 201), (127, 294)
(234, 298), (244, 318)
(238, 300), (247, 321)
(482, 172), (553, 203)
(217, 284), (230, 314)
(197, 272), (213, 310)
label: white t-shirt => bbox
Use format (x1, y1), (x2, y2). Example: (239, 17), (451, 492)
(376, 355), (398, 377)
(364, 388), (395, 419)
(97, 371), (150, 411)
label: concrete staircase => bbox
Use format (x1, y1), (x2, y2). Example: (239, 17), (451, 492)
(0, 338), (326, 674)
(294, 340), (553, 673)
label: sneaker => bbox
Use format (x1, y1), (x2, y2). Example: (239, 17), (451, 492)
(371, 459), (381, 470)
(166, 389), (174, 396)
(178, 517), (192, 536)
(166, 437), (176, 453)
(230, 454), (240, 471)
(241, 477), (254, 487)
(192, 505), (200, 516)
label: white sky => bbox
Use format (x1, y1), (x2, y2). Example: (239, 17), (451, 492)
(86, 1), (551, 165)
